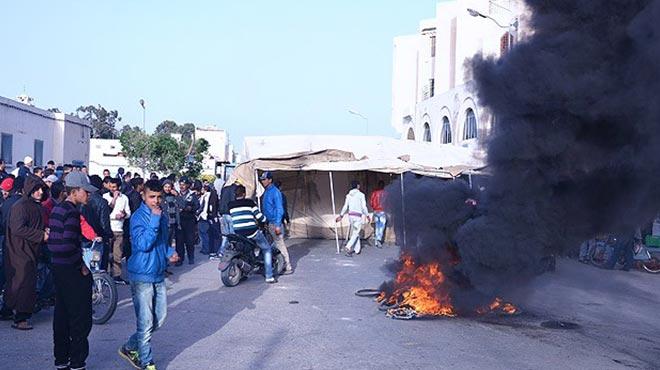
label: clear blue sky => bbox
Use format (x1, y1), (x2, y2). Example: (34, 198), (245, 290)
(0, 1), (439, 148)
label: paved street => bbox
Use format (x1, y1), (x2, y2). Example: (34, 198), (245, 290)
(1, 239), (659, 370)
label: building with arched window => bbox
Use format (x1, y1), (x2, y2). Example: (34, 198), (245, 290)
(391, 0), (526, 158)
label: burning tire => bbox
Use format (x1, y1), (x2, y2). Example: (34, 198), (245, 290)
(641, 257), (660, 274)
(221, 260), (243, 287)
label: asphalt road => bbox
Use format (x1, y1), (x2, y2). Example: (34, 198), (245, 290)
(1, 239), (659, 369)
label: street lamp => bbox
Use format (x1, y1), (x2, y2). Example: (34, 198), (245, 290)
(139, 99), (146, 132)
(348, 109), (369, 135)
(467, 8), (519, 39)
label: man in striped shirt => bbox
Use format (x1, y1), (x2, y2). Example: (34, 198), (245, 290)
(228, 185), (276, 283)
(48, 171), (97, 370)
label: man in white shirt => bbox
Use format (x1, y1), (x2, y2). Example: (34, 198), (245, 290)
(103, 178), (131, 284)
(335, 180), (370, 256)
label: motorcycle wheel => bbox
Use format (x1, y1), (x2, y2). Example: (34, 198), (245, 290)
(641, 257), (660, 274)
(274, 253), (285, 276)
(589, 245), (610, 268)
(92, 272), (117, 325)
(221, 260), (243, 287)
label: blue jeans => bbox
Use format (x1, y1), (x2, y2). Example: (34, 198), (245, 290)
(253, 231), (273, 279)
(125, 281), (167, 367)
(218, 214), (234, 256)
(199, 220), (211, 254)
(374, 211), (386, 244)
(209, 221), (221, 255)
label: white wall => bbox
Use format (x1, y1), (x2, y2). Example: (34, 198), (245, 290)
(391, 0), (523, 159)
(0, 96), (90, 169)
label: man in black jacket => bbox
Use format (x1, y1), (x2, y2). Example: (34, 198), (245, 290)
(176, 177), (199, 265)
(217, 181), (238, 257)
(82, 175), (113, 272)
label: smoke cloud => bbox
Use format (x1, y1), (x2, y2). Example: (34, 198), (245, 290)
(387, 0), (660, 300)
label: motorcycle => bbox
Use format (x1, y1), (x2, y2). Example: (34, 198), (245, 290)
(218, 230), (285, 287)
(82, 241), (117, 324)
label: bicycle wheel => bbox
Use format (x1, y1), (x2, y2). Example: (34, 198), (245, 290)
(642, 257), (660, 274)
(92, 272), (117, 325)
(589, 245), (609, 268)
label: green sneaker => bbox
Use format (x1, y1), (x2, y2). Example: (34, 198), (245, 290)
(143, 363), (157, 370)
(118, 345), (141, 369)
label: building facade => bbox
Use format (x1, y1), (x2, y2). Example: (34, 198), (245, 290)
(392, 0), (524, 158)
(195, 126), (235, 175)
(0, 95), (91, 169)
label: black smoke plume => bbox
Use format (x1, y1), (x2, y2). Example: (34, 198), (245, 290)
(385, 0), (660, 301)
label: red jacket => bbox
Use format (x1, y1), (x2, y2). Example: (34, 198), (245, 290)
(370, 189), (385, 212)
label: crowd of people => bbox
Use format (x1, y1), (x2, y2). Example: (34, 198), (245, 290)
(0, 156), (300, 370)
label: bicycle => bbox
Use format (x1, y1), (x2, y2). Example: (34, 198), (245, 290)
(82, 241), (117, 325)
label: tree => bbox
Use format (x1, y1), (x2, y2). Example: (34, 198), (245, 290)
(119, 127), (151, 174)
(76, 105), (121, 139)
(183, 138), (210, 178)
(154, 120), (179, 136)
(119, 124), (209, 177)
(47, 108), (61, 113)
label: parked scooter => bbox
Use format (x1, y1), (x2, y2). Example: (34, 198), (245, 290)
(218, 230), (285, 287)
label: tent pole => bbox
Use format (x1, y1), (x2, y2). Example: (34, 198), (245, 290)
(255, 169), (261, 208)
(329, 171), (340, 254)
(400, 172), (407, 249)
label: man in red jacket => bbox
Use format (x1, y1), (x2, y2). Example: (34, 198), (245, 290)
(369, 181), (387, 248)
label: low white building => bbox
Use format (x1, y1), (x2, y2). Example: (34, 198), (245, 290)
(392, 0), (526, 158)
(0, 95), (91, 169)
(195, 126), (235, 175)
(88, 138), (143, 177)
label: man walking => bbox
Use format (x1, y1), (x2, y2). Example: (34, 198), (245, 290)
(103, 178), (131, 284)
(369, 180), (387, 248)
(48, 172), (97, 370)
(259, 172), (293, 274)
(336, 180), (370, 257)
(228, 185), (276, 283)
(0, 175), (49, 329)
(119, 180), (179, 370)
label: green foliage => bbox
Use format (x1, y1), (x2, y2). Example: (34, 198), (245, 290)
(119, 124), (209, 178)
(76, 105), (121, 139)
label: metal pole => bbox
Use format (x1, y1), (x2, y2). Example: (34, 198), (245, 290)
(329, 171), (340, 254)
(400, 173), (407, 249)
(142, 107), (146, 132)
(255, 169), (261, 208)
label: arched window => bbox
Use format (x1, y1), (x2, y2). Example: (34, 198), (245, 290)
(463, 108), (477, 140)
(423, 122), (432, 142)
(407, 127), (415, 140)
(441, 116), (452, 144)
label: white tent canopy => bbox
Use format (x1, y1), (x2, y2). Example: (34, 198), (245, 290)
(243, 135), (484, 169)
(229, 137), (486, 246)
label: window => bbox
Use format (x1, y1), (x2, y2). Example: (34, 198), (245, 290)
(34, 140), (44, 166)
(500, 33), (514, 56)
(423, 123), (432, 142)
(464, 109), (478, 140)
(1, 133), (12, 164)
(441, 116), (452, 144)
(407, 128), (415, 140)
(430, 35), (436, 57)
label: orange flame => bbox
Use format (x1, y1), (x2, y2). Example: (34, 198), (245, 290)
(380, 255), (456, 317)
(380, 254), (518, 318)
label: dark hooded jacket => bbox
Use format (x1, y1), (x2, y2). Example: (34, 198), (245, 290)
(3, 176), (47, 313)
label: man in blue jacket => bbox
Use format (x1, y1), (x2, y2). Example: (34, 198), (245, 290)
(259, 172), (292, 274)
(119, 180), (179, 370)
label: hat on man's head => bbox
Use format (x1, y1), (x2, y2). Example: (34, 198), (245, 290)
(64, 172), (98, 192)
(45, 175), (59, 183)
(179, 176), (192, 185)
(23, 156), (33, 165)
(1, 178), (14, 192)
(259, 171), (273, 181)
